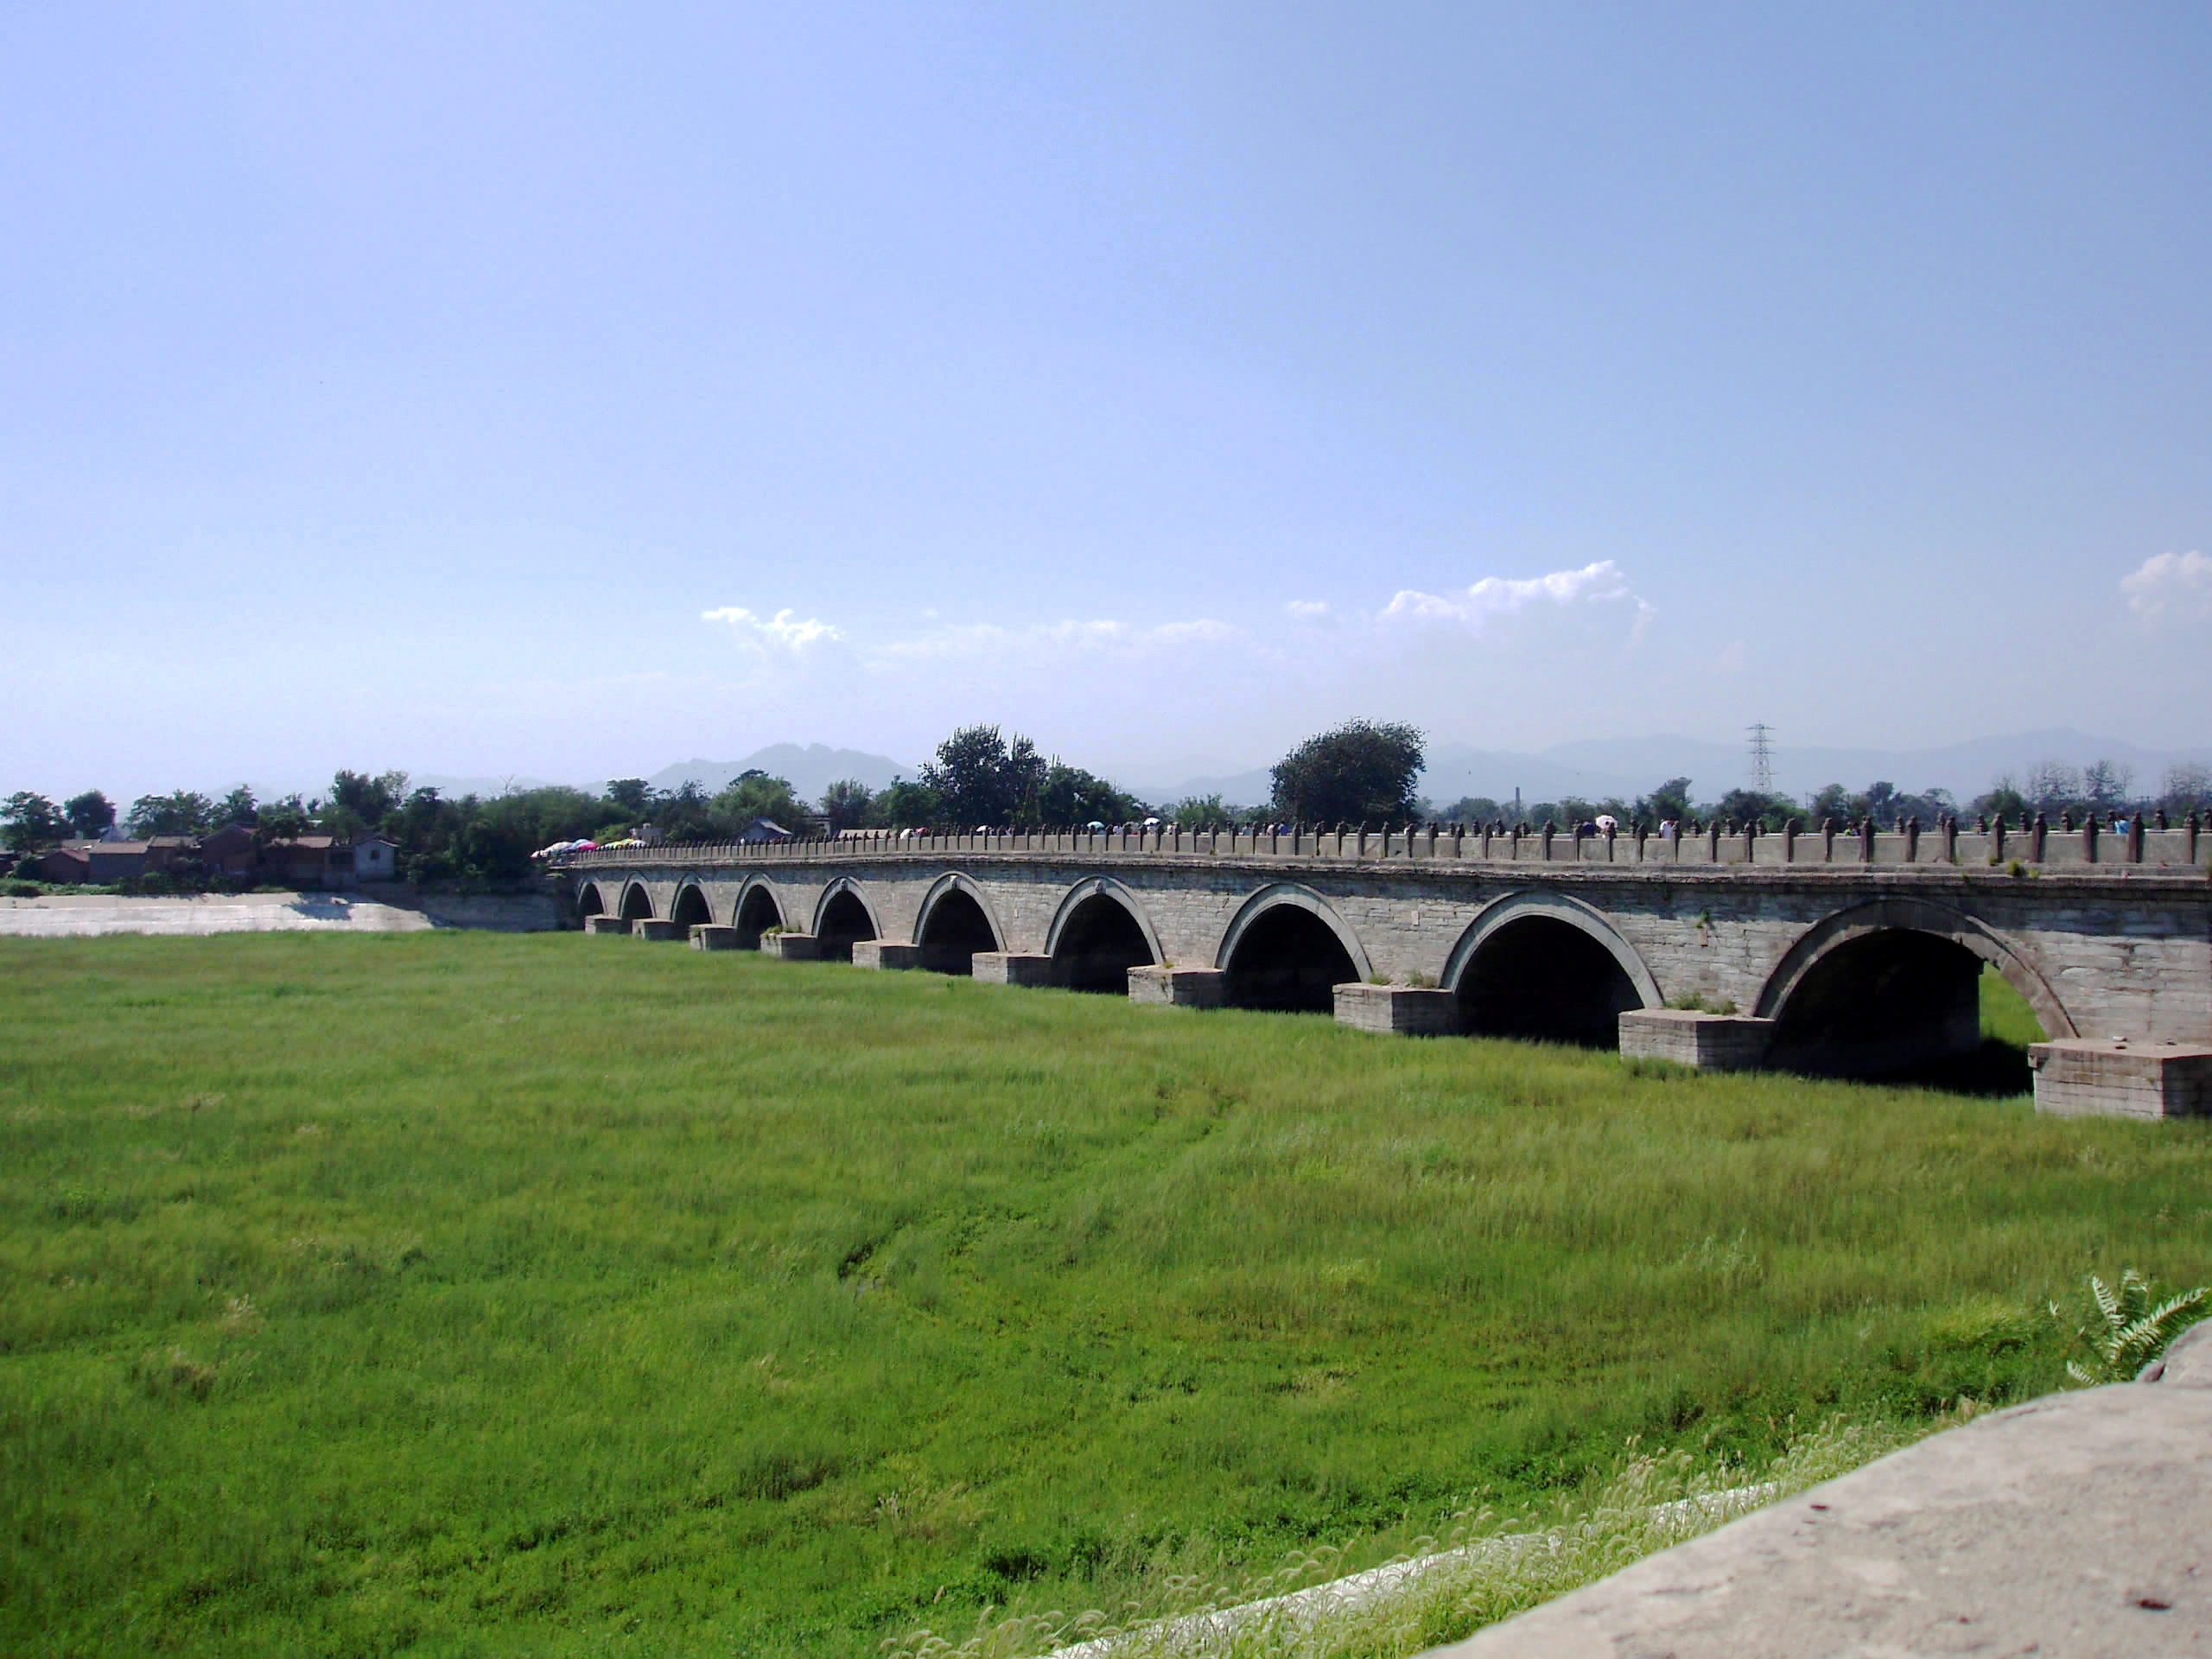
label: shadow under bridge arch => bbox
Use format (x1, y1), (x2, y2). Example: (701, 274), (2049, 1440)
(669, 883), (712, 931)
(732, 877), (785, 949)
(619, 881), (656, 923)
(1216, 885), (1370, 1013)
(913, 874), (1007, 976)
(1445, 893), (1660, 1047)
(1046, 879), (1162, 993)
(1755, 898), (2073, 1078)
(812, 879), (880, 963)
(575, 881), (607, 920)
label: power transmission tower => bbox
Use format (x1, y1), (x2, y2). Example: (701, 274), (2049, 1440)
(1746, 724), (1775, 793)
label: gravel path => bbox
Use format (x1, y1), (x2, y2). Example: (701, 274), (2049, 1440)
(0, 892), (558, 936)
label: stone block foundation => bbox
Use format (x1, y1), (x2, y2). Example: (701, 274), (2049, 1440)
(688, 925), (745, 950)
(583, 915), (630, 936)
(852, 940), (922, 969)
(1619, 1009), (1777, 1071)
(972, 952), (1057, 987)
(764, 931), (822, 961)
(1128, 966), (1226, 1007)
(1332, 982), (1465, 1035)
(631, 919), (683, 942)
(2030, 1039), (2212, 1119)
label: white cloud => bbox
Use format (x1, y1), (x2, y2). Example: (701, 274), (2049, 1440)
(2121, 550), (2212, 622)
(1285, 599), (1331, 622)
(1711, 639), (1748, 674)
(701, 606), (843, 654)
(1378, 559), (1637, 631)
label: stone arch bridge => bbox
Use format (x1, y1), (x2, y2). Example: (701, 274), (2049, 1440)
(558, 821), (2212, 1118)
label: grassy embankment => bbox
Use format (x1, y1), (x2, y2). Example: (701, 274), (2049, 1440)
(1, 934), (2204, 1656)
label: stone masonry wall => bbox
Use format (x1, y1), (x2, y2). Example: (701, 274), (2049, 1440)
(567, 849), (2212, 1046)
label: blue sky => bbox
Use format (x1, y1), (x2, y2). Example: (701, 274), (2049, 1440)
(5, 3), (2209, 800)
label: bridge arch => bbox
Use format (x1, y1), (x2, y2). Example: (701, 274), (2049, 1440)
(669, 881), (713, 932)
(731, 875), (786, 947)
(1216, 884), (1371, 1012)
(1046, 877), (1162, 993)
(575, 880), (607, 920)
(619, 881), (656, 923)
(1756, 898), (2073, 1076)
(812, 877), (880, 963)
(914, 872), (1007, 976)
(1444, 892), (1661, 1047)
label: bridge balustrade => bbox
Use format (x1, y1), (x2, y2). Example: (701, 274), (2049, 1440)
(552, 816), (2203, 874)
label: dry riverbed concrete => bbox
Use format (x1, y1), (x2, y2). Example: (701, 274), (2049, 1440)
(1428, 1324), (2212, 1658)
(0, 889), (561, 937)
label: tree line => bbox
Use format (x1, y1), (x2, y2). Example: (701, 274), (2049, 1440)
(9, 728), (2208, 890)
(1436, 759), (2212, 836)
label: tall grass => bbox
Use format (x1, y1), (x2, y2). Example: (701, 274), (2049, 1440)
(0, 937), (2202, 1656)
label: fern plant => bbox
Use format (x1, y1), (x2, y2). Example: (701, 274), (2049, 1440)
(2066, 1269), (2209, 1386)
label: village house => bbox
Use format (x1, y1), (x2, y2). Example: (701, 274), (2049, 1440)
(258, 836), (356, 890)
(199, 823), (257, 877)
(353, 832), (402, 883)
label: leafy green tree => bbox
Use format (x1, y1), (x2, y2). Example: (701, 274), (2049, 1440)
(62, 790), (117, 839)
(709, 772), (806, 835)
(874, 777), (941, 828)
(1637, 777), (1694, 825)
(652, 780), (715, 841)
(3, 792), (67, 853)
(215, 785), (257, 828)
(819, 779), (874, 832)
(1808, 782), (1857, 823)
(604, 779), (652, 817)
(1161, 793), (1237, 826)
(329, 770), (410, 829)
(922, 725), (1047, 827)
(1715, 789), (1801, 831)
(1974, 781), (2031, 823)
(1039, 763), (1144, 827)
(255, 795), (316, 842)
(1440, 795), (1503, 825)
(1270, 720), (1425, 825)
(124, 790), (213, 838)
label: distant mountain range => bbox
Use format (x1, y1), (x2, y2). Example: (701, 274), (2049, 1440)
(395, 745), (918, 804)
(639, 744), (918, 800)
(282, 728), (2209, 816)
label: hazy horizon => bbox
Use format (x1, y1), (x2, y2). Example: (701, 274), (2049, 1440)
(44, 723), (2212, 821)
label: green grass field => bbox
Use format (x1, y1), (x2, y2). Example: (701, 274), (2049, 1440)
(3, 935), (2206, 1656)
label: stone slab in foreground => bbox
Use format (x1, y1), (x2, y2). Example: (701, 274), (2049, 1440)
(1429, 1338), (2212, 1658)
(2031, 1037), (2212, 1119)
(1333, 982), (1464, 1034)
